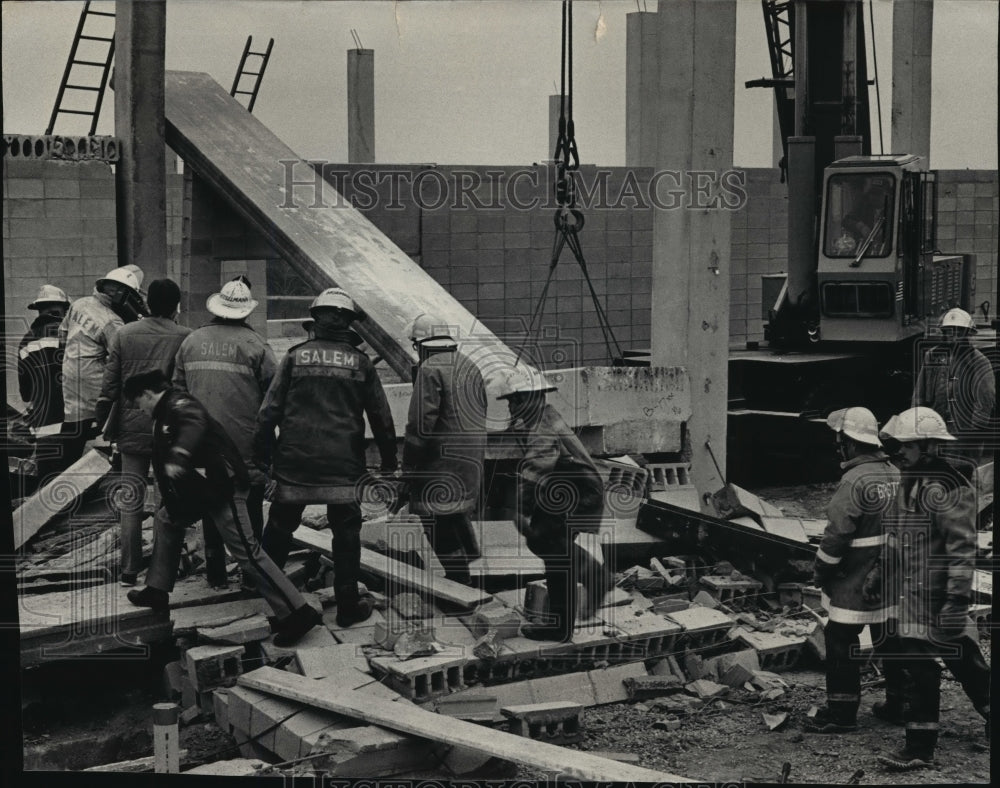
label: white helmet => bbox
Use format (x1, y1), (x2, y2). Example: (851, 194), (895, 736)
(879, 406), (956, 443)
(122, 264), (145, 294)
(28, 284), (70, 310)
(939, 307), (976, 334)
(96, 266), (141, 293)
(206, 279), (258, 319)
(826, 406), (882, 447)
(495, 365), (557, 400)
(310, 287), (357, 315)
(406, 312), (457, 350)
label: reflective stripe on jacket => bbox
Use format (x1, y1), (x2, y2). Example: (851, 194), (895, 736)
(884, 457), (979, 643)
(816, 452), (899, 624)
(173, 320), (275, 484)
(256, 331), (397, 487)
(18, 314), (64, 428)
(95, 317), (191, 455)
(60, 292), (123, 422)
(403, 348), (487, 516)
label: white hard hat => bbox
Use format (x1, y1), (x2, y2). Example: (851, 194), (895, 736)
(406, 312), (457, 350)
(310, 287), (357, 315)
(96, 266), (141, 293)
(28, 284), (70, 310)
(122, 264), (145, 294)
(495, 364), (558, 400)
(940, 307), (977, 334)
(206, 280), (258, 320)
(879, 406), (956, 443)
(826, 406), (882, 447)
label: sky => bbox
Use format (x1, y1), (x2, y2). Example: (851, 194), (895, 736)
(1, 0), (997, 169)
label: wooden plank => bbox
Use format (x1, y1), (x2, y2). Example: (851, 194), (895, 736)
(239, 666), (687, 782)
(292, 525), (489, 610)
(164, 71), (524, 390)
(13, 450), (111, 550)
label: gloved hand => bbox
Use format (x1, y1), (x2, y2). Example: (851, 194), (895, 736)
(937, 594), (970, 627)
(862, 561), (883, 605)
(812, 560), (837, 588)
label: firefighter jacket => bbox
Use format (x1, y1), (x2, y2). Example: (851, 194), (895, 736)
(95, 317), (191, 455)
(173, 319), (276, 485)
(815, 452), (900, 624)
(18, 314), (65, 429)
(59, 292), (124, 423)
(884, 456), (979, 644)
(151, 388), (250, 526)
(256, 329), (397, 487)
(403, 348), (487, 516)
(912, 341), (995, 451)
(512, 403), (604, 533)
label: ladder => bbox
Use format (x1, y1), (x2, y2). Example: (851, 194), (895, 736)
(230, 36), (275, 113)
(46, 1), (116, 136)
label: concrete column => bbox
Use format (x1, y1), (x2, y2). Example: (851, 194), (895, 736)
(549, 94), (561, 160)
(651, 0), (736, 504)
(625, 10), (660, 167)
(891, 0), (932, 161)
(114, 0), (167, 282)
(347, 49), (375, 163)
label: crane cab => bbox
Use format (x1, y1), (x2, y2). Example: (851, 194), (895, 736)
(816, 155), (974, 343)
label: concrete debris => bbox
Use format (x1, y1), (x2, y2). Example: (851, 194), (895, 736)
(684, 679), (729, 699)
(763, 711), (788, 731)
(652, 715), (681, 731)
(393, 629), (443, 660)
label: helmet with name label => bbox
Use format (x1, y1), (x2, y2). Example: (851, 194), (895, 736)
(310, 287), (357, 316)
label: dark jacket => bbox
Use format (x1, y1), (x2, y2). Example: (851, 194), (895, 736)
(403, 347), (486, 515)
(912, 340), (995, 467)
(95, 317), (191, 454)
(815, 452), (899, 624)
(173, 319), (276, 484)
(151, 388), (250, 525)
(18, 314), (65, 428)
(884, 456), (979, 644)
(256, 328), (397, 487)
(513, 403), (604, 529)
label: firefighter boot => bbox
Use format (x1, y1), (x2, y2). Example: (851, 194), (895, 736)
(273, 604), (322, 647)
(439, 548), (472, 586)
(877, 729), (938, 771)
(522, 569), (573, 642)
(806, 705), (858, 733)
(335, 582), (374, 628)
(573, 538), (612, 619)
(872, 698), (905, 726)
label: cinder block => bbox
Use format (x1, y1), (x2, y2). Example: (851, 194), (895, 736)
(212, 689), (230, 732)
(433, 693), (498, 721)
(469, 602), (522, 642)
(623, 675), (684, 700)
(501, 700), (583, 743)
(183, 644), (245, 692)
(699, 575), (764, 610)
(163, 660), (185, 702)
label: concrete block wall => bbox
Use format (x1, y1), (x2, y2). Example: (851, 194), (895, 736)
(322, 164), (653, 368)
(3, 157), (118, 409)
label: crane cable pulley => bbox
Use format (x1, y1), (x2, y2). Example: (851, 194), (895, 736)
(516, 0), (623, 366)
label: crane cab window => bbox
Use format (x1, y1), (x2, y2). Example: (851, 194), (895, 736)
(824, 173), (895, 258)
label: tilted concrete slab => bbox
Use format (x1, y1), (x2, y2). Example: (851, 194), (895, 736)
(164, 72), (688, 453)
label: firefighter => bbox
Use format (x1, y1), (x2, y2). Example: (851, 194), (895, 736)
(873, 406), (990, 770)
(912, 307), (995, 480)
(57, 266), (146, 473)
(95, 279), (191, 587)
(499, 365), (610, 642)
(806, 407), (899, 733)
(122, 370), (320, 647)
(173, 278), (276, 586)
(18, 284), (70, 431)
(400, 313), (487, 584)
(256, 288), (397, 628)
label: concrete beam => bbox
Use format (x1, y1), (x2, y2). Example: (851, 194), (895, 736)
(625, 10), (660, 168)
(347, 49), (375, 163)
(891, 0), (933, 161)
(650, 0), (736, 502)
(114, 0), (167, 281)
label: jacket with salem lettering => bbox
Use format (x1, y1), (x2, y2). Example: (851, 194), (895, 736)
(151, 388), (250, 523)
(255, 330), (397, 486)
(815, 452), (899, 624)
(173, 319), (276, 484)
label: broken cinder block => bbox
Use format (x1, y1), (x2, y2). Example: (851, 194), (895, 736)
(624, 675), (685, 700)
(184, 644), (246, 692)
(501, 701), (584, 744)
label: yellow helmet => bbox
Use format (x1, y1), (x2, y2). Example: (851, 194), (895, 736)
(826, 406), (881, 447)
